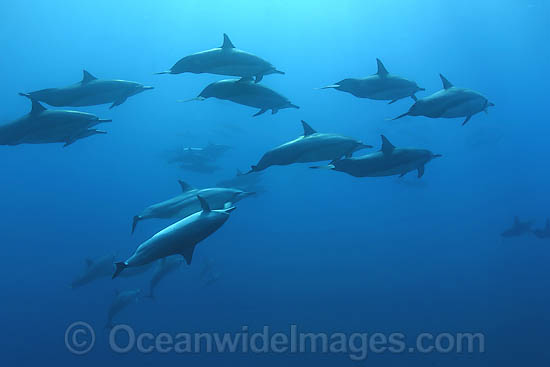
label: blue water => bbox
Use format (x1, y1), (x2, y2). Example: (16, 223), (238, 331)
(1, 0), (549, 365)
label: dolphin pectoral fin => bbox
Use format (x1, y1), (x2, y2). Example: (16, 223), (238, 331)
(418, 165), (425, 178)
(462, 116), (472, 126)
(180, 245), (196, 265)
(254, 74), (264, 83)
(110, 97), (128, 109)
(253, 109), (268, 117)
(392, 112), (409, 120)
(271, 109), (279, 115)
(388, 98), (399, 104)
(411, 95), (418, 102)
(112, 262), (127, 279)
(131, 216), (141, 234)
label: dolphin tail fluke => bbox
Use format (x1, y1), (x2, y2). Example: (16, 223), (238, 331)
(131, 216), (140, 234)
(112, 262), (127, 279)
(154, 70), (172, 75)
(392, 112), (409, 120)
(177, 97), (205, 103)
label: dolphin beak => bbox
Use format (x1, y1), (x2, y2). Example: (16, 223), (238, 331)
(418, 87), (426, 92)
(432, 154), (442, 159)
(143, 86), (154, 90)
(241, 191), (256, 198)
(488, 102), (495, 107)
(316, 84), (340, 90)
(98, 119), (112, 123)
(178, 96), (206, 103)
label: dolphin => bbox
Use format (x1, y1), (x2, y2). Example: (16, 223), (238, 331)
(70, 254), (116, 289)
(105, 289), (141, 329)
(145, 256), (183, 300)
(216, 169), (264, 191)
(311, 135), (441, 178)
(319, 59), (425, 103)
(132, 180), (253, 234)
(0, 94), (111, 147)
(156, 33), (284, 83)
(393, 74), (494, 125)
(114, 196), (235, 278)
(248, 120), (372, 173)
(22, 70), (154, 109)
(183, 77), (299, 117)
(501, 216), (534, 238)
(532, 219), (550, 239)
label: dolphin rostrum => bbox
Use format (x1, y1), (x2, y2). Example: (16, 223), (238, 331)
(145, 256), (184, 300)
(501, 217), (534, 238)
(114, 196), (235, 278)
(182, 77), (299, 117)
(532, 219), (550, 239)
(319, 59), (425, 103)
(22, 70), (153, 109)
(311, 135), (441, 178)
(393, 74), (494, 125)
(248, 120), (372, 173)
(105, 289), (141, 329)
(131, 180), (253, 234)
(0, 94), (111, 147)
(156, 33), (284, 83)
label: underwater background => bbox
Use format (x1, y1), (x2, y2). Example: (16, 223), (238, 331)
(1, 0), (549, 365)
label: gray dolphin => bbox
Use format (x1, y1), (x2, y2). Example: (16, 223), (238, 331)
(105, 289), (141, 329)
(0, 94), (111, 147)
(501, 217), (534, 238)
(145, 256), (184, 300)
(132, 180), (253, 234)
(156, 33), (284, 83)
(248, 120), (372, 173)
(183, 77), (299, 117)
(114, 196), (235, 278)
(311, 135), (441, 178)
(70, 254), (115, 289)
(532, 219), (550, 239)
(393, 74), (494, 125)
(319, 59), (425, 103)
(22, 70), (153, 109)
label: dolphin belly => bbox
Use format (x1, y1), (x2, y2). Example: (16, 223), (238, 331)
(440, 98), (486, 118)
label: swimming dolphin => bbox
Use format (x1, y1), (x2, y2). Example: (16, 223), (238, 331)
(0, 94), (111, 147)
(156, 33), (284, 83)
(532, 219), (550, 239)
(183, 77), (299, 117)
(248, 120), (372, 173)
(22, 70), (153, 109)
(501, 216), (534, 238)
(311, 135), (441, 178)
(132, 180), (253, 234)
(114, 196), (235, 278)
(145, 256), (183, 300)
(319, 59), (425, 103)
(105, 289), (141, 329)
(393, 74), (494, 125)
(70, 254), (116, 289)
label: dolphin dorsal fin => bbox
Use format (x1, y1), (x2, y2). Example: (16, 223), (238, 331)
(221, 33), (235, 49)
(30, 99), (46, 115)
(178, 180), (194, 192)
(82, 70), (97, 84)
(197, 195), (211, 213)
(376, 58), (389, 77)
(380, 135), (395, 154)
(440, 74), (453, 89)
(301, 120), (316, 136)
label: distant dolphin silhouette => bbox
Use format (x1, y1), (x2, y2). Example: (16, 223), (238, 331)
(501, 216), (534, 238)
(156, 33), (284, 83)
(319, 58), (425, 103)
(22, 70), (153, 109)
(393, 74), (494, 125)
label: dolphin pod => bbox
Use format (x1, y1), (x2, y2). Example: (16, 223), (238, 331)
(311, 135), (441, 178)
(156, 33), (284, 83)
(22, 70), (154, 109)
(131, 180), (254, 234)
(393, 74), (494, 125)
(320, 58), (425, 103)
(0, 94), (111, 147)
(113, 196), (235, 278)
(183, 77), (299, 116)
(248, 120), (372, 173)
